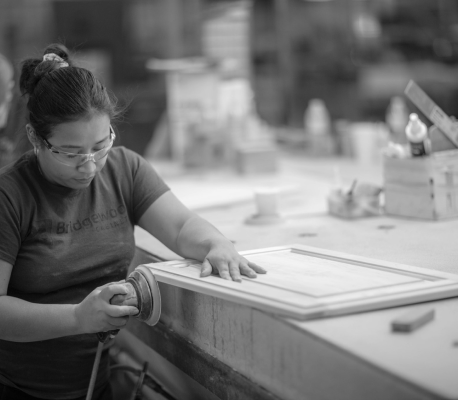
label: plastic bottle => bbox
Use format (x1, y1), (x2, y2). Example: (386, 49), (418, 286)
(304, 99), (334, 155)
(304, 99), (331, 137)
(405, 113), (430, 156)
(386, 96), (409, 144)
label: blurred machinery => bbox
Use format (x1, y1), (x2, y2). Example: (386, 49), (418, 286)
(1, 0), (458, 157)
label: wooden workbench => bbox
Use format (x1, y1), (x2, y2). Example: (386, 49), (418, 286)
(120, 154), (458, 400)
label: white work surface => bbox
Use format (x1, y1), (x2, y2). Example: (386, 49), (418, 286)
(132, 152), (458, 400)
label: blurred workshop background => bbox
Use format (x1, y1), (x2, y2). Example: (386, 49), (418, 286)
(1, 0), (458, 171)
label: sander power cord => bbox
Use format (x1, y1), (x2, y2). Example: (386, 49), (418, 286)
(86, 266), (161, 400)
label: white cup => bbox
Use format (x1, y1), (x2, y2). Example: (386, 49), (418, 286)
(254, 188), (279, 216)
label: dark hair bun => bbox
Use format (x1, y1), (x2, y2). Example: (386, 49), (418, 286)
(19, 43), (72, 96)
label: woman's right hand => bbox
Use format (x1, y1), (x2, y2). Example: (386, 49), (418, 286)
(73, 281), (139, 334)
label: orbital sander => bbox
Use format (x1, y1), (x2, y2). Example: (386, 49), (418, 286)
(110, 265), (161, 326)
(86, 265), (161, 400)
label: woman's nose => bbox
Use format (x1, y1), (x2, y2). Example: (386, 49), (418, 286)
(77, 159), (97, 174)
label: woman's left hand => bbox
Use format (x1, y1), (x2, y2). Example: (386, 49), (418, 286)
(200, 241), (267, 282)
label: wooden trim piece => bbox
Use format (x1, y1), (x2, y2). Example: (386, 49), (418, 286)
(139, 244), (458, 321)
(127, 319), (282, 400)
(240, 244), (458, 280)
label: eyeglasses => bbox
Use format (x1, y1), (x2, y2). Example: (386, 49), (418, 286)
(39, 126), (116, 167)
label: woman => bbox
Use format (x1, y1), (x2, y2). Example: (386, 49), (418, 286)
(0, 44), (265, 400)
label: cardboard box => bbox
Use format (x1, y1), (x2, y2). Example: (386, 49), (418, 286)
(384, 150), (458, 220)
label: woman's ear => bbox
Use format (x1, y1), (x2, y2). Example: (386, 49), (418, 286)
(26, 124), (41, 149)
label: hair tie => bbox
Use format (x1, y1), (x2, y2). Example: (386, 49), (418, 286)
(43, 53), (69, 68)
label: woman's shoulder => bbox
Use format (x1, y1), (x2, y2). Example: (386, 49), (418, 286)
(104, 146), (165, 187)
(0, 151), (35, 198)
(110, 145), (136, 155)
(107, 146), (150, 171)
(108, 146), (142, 162)
(0, 151), (35, 181)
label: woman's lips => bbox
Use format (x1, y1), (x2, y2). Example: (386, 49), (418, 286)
(75, 176), (94, 183)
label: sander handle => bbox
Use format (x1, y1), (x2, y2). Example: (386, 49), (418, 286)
(96, 282), (138, 343)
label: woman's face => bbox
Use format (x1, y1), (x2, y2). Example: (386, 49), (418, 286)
(36, 113), (112, 189)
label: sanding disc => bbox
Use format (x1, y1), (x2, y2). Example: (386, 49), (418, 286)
(135, 265), (161, 326)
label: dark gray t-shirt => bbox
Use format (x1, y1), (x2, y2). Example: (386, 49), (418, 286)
(0, 146), (169, 398)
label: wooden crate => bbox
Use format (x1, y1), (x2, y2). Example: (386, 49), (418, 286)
(384, 150), (458, 220)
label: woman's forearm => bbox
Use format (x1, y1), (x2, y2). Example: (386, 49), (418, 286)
(0, 295), (80, 342)
(174, 214), (265, 282)
(176, 215), (233, 261)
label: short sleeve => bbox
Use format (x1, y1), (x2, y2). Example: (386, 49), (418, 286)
(0, 190), (21, 265)
(125, 149), (170, 223)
